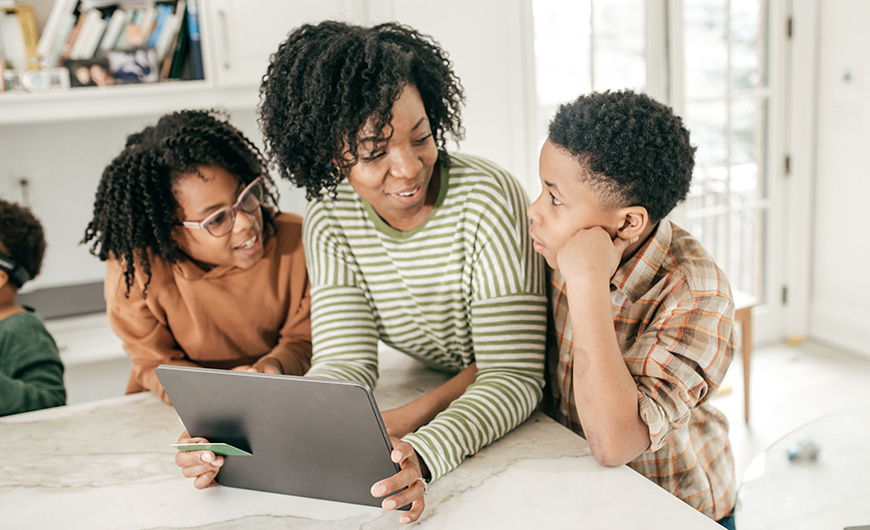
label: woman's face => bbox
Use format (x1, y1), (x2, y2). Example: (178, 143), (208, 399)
(171, 165), (265, 270)
(345, 84), (439, 231)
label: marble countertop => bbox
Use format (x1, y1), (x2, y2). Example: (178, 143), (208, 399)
(1, 347), (718, 529)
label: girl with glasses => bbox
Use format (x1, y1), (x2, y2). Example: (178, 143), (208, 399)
(83, 109), (312, 404)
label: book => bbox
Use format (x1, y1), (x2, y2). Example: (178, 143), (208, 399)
(0, 10), (27, 70)
(186, 0), (201, 79)
(167, 2), (188, 79)
(59, 11), (86, 62)
(44, 12), (76, 68)
(126, 5), (156, 49)
(75, 9), (109, 60)
(0, 20), (5, 90)
(147, 3), (172, 49)
(155, 0), (183, 61)
(111, 8), (134, 50)
(36, 0), (78, 63)
(69, 9), (103, 59)
(99, 7), (126, 53)
(11, 5), (41, 70)
(0, 6), (40, 71)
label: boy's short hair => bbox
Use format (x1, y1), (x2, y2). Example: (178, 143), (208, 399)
(0, 198), (46, 285)
(548, 90), (696, 222)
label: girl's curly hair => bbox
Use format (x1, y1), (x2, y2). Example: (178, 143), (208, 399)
(549, 90), (696, 222)
(259, 21), (465, 200)
(0, 198), (46, 284)
(82, 109), (279, 296)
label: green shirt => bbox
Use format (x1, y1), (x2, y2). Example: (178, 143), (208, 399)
(0, 308), (66, 416)
(304, 152), (547, 480)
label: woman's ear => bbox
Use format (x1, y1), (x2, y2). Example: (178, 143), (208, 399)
(616, 206), (649, 240)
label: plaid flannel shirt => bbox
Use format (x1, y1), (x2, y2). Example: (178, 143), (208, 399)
(545, 219), (737, 520)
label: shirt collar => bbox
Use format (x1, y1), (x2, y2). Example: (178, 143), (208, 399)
(610, 219), (673, 302)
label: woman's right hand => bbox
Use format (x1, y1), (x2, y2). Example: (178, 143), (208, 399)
(174, 430), (223, 488)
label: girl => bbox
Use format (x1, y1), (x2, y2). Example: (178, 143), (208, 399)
(83, 109), (311, 403)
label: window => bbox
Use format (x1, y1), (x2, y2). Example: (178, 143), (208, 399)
(532, 0), (775, 307)
(532, 0), (647, 166)
(681, 0), (771, 303)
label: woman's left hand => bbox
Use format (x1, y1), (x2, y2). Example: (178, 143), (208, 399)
(370, 438), (429, 524)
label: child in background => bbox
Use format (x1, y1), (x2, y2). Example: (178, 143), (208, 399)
(82, 109), (312, 403)
(0, 198), (66, 416)
(527, 90), (737, 528)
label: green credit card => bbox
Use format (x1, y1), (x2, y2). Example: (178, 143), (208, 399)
(171, 442), (252, 456)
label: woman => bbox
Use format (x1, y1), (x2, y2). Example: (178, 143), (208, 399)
(177, 22), (546, 524)
(83, 109), (312, 403)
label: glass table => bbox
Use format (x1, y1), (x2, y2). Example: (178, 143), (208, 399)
(737, 407), (870, 529)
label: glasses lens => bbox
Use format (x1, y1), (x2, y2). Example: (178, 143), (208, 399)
(239, 180), (263, 213)
(202, 207), (235, 237)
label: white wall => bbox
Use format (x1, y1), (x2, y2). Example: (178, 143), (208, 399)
(810, 1), (870, 358)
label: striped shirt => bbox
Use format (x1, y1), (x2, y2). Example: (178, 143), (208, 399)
(303, 152), (547, 480)
(546, 219), (737, 520)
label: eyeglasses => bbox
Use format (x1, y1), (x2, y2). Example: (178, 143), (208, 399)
(176, 177), (264, 237)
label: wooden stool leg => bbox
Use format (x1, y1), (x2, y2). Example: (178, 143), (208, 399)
(739, 309), (752, 423)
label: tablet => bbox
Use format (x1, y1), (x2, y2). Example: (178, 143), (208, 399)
(155, 365), (401, 508)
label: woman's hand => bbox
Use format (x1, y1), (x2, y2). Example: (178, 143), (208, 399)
(370, 438), (429, 524)
(174, 430), (223, 489)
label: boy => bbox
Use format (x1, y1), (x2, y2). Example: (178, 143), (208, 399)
(0, 198), (66, 416)
(528, 90), (736, 527)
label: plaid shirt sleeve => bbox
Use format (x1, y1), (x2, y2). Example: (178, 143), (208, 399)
(623, 278), (735, 451)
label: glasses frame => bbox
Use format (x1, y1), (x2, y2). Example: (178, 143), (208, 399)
(176, 177), (264, 238)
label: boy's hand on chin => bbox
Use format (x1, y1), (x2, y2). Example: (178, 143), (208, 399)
(557, 227), (636, 283)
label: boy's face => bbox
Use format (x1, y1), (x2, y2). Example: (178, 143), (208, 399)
(527, 140), (623, 270)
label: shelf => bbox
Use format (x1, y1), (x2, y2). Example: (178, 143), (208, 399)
(0, 80), (260, 125)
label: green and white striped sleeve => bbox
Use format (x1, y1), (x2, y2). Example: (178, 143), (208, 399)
(402, 158), (547, 480)
(302, 201), (380, 387)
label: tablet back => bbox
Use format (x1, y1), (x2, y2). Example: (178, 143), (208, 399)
(156, 365), (400, 508)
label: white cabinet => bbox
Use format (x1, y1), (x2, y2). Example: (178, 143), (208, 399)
(205, 0), (365, 88)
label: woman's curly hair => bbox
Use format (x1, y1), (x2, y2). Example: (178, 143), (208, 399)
(259, 21), (465, 200)
(0, 198), (46, 284)
(82, 109), (279, 296)
(549, 90), (696, 222)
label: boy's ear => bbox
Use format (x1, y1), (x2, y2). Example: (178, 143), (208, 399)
(0, 270), (9, 289)
(615, 206), (649, 240)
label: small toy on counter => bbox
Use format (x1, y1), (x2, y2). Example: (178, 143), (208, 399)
(786, 438), (821, 463)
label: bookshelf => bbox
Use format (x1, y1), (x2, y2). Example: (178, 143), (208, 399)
(0, 0), (365, 125)
(0, 0), (212, 124)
